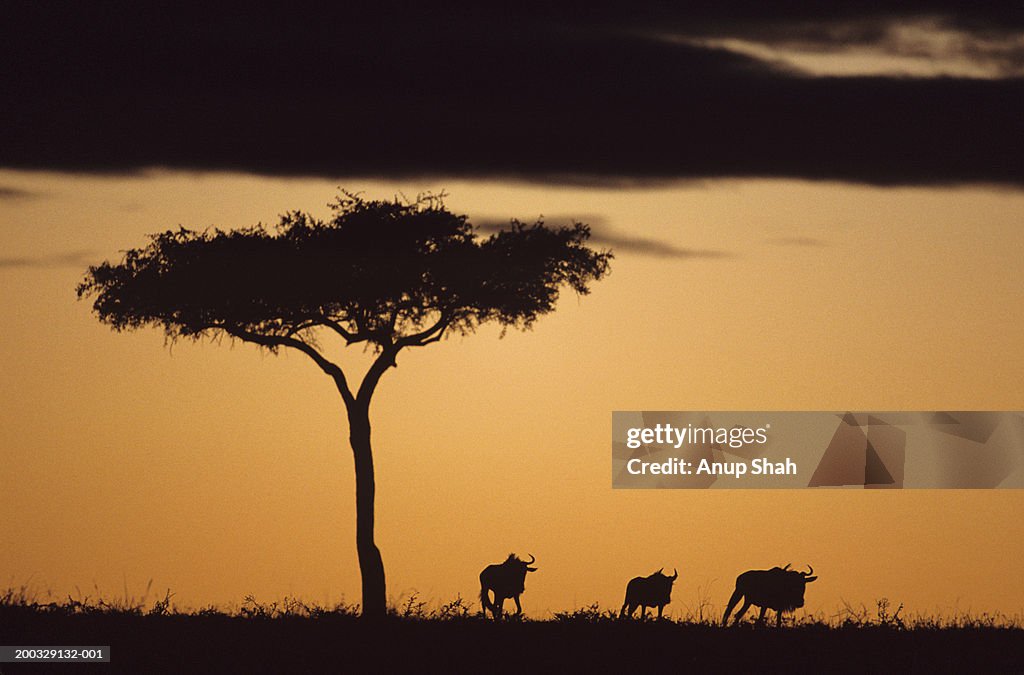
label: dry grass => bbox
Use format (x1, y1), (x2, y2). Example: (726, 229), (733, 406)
(3, 585), (1020, 629)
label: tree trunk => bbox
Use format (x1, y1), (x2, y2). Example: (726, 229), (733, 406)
(346, 400), (387, 618)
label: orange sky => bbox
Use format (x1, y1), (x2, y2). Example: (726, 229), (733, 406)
(1, 169), (1022, 619)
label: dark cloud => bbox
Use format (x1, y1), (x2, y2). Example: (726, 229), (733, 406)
(477, 217), (729, 259)
(588, 232), (731, 260)
(0, 186), (39, 200)
(512, 174), (700, 190)
(0, 250), (96, 270)
(665, 13), (1024, 78)
(1, 4), (1021, 186)
(615, 4), (1024, 42)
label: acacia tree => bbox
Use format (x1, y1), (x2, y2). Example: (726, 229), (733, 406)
(77, 192), (612, 617)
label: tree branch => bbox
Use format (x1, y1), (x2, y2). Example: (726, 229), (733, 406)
(413, 326), (449, 347)
(320, 316), (373, 345)
(356, 345), (399, 406)
(218, 326), (355, 406)
(397, 312), (452, 348)
(284, 320), (320, 338)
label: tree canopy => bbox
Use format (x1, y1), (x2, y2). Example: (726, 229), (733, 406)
(78, 192), (611, 354)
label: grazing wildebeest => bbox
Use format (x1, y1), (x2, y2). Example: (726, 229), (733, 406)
(620, 568), (678, 619)
(722, 564), (818, 626)
(479, 553), (537, 619)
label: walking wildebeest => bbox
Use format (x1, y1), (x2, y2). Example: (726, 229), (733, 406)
(479, 554), (537, 619)
(722, 564), (818, 626)
(620, 568), (678, 619)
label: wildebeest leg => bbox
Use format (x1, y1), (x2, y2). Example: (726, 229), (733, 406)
(513, 595), (523, 616)
(723, 589), (744, 625)
(494, 596), (505, 620)
(776, 610), (783, 627)
(756, 606), (767, 625)
(641, 605), (648, 620)
(657, 604), (664, 619)
(481, 589), (491, 617)
(732, 600), (752, 625)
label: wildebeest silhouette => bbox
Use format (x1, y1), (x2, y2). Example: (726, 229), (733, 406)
(722, 564), (818, 626)
(620, 568), (678, 619)
(479, 553), (537, 619)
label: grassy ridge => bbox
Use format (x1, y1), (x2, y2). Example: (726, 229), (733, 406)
(2, 590), (1022, 673)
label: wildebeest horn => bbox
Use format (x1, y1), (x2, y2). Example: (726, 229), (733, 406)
(525, 554), (536, 565)
(670, 568), (678, 580)
(657, 567), (663, 574)
(783, 563), (791, 570)
(802, 565), (814, 577)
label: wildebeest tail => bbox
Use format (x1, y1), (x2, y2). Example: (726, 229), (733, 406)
(722, 588), (743, 625)
(479, 585), (493, 614)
